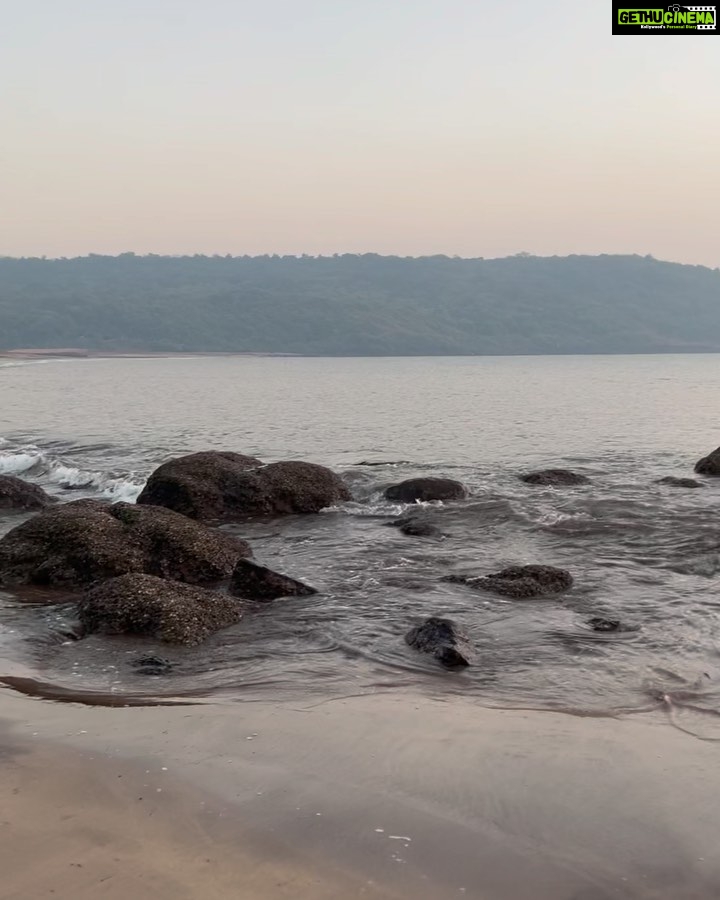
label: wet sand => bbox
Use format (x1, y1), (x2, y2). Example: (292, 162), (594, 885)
(1, 690), (719, 899)
(0, 732), (392, 900)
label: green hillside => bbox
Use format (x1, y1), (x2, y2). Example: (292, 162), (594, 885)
(1, 253), (718, 355)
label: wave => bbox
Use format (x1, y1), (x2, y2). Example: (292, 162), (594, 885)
(0, 359), (57, 369)
(324, 499), (445, 518)
(0, 448), (44, 475)
(45, 463), (144, 503)
(0, 441), (145, 503)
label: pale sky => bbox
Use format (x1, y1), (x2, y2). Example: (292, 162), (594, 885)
(1, 0), (718, 265)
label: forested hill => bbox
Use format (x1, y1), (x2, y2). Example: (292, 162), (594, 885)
(1, 253), (719, 356)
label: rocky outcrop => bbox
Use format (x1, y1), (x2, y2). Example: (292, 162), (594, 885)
(446, 564), (573, 599)
(79, 574), (243, 645)
(695, 446), (720, 476)
(385, 513), (442, 537)
(655, 476), (704, 489)
(405, 617), (472, 668)
(138, 453), (351, 519)
(521, 469), (590, 486)
(384, 477), (467, 503)
(0, 499), (251, 589)
(0, 475), (54, 511)
(230, 558), (317, 601)
(136, 451), (263, 519)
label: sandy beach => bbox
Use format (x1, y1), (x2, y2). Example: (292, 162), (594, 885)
(1, 688), (719, 900)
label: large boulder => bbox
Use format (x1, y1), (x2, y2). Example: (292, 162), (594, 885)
(405, 617), (472, 668)
(521, 469), (590, 486)
(79, 574), (243, 645)
(0, 475), (54, 511)
(136, 451), (263, 519)
(256, 461), (352, 513)
(384, 477), (467, 503)
(230, 558), (317, 601)
(694, 447), (720, 477)
(138, 454), (351, 520)
(655, 476), (704, 489)
(0, 499), (251, 589)
(446, 564), (573, 599)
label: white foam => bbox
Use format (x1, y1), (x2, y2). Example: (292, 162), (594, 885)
(0, 449), (44, 475)
(0, 442), (144, 503)
(323, 499), (443, 517)
(46, 462), (145, 503)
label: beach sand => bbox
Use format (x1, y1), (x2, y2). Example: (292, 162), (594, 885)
(1, 689), (719, 899)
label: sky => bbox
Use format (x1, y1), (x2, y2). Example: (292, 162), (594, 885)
(1, 0), (718, 266)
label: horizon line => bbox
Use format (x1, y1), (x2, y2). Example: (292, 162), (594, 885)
(0, 251), (717, 270)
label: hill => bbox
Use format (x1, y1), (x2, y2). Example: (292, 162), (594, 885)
(1, 253), (719, 355)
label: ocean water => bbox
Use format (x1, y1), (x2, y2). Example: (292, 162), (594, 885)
(1, 354), (720, 727)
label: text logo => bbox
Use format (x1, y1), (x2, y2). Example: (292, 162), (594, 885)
(613, 4), (718, 33)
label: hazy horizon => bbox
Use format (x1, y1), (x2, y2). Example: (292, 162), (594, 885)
(2, 1), (719, 266)
(1, 250), (718, 270)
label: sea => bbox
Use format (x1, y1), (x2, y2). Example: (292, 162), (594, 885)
(1, 354), (720, 732)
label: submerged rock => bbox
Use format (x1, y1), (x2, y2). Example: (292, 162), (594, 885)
(0, 499), (251, 589)
(138, 453), (351, 520)
(131, 655), (174, 675)
(384, 477), (467, 503)
(446, 564), (573, 599)
(0, 475), (54, 511)
(695, 446), (720, 477)
(79, 574), (243, 645)
(655, 476), (704, 489)
(405, 617), (472, 668)
(230, 558), (317, 601)
(521, 469), (590, 486)
(587, 617), (622, 633)
(385, 513), (442, 537)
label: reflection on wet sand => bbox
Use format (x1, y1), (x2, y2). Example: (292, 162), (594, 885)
(1, 691), (719, 899)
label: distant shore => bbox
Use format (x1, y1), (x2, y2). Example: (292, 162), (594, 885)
(0, 349), (301, 359)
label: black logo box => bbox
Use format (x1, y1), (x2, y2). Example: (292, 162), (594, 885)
(612, 3), (719, 34)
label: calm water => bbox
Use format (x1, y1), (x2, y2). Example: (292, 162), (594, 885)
(1, 354), (720, 728)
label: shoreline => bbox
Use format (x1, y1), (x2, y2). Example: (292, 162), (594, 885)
(0, 349), (301, 359)
(2, 688), (719, 899)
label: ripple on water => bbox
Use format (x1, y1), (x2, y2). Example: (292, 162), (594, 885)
(1, 354), (720, 716)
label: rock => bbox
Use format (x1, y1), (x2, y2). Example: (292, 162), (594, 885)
(405, 617), (472, 668)
(136, 451), (263, 519)
(385, 514), (441, 537)
(79, 574), (243, 645)
(384, 477), (467, 503)
(587, 617), (621, 633)
(656, 476), (704, 489)
(521, 469), (590, 486)
(131, 655), (174, 675)
(695, 446), (720, 477)
(0, 475), (54, 511)
(447, 564), (573, 599)
(0, 499), (251, 589)
(230, 558), (317, 601)
(138, 454), (351, 520)
(256, 461), (352, 514)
